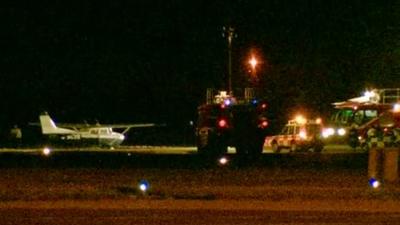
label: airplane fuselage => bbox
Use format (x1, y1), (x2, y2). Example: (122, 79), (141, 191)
(38, 113), (155, 147)
(61, 127), (125, 146)
(40, 114), (125, 147)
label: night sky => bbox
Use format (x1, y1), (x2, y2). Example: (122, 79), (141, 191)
(2, 1), (400, 131)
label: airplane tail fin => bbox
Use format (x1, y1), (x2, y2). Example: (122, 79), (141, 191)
(39, 114), (76, 134)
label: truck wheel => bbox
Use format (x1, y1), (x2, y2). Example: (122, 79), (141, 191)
(290, 142), (297, 152)
(249, 139), (264, 156)
(313, 145), (323, 153)
(197, 134), (227, 157)
(348, 129), (359, 149)
(271, 141), (280, 153)
(236, 138), (263, 159)
(197, 143), (227, 156)
(348, 139), (358, 149)
(312, 140), (324, 153)
(360, 142), (369, 152)
(235, 142), (249, 156)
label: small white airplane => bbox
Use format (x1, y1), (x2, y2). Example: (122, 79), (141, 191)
(38, 113), (156, 147)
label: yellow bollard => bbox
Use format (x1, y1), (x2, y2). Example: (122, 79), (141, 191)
(368, 147), (383, 180)
(383, 147), (399, 183)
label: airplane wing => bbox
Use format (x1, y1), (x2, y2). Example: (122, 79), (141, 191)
(106, 123), (157, 129)
(31, 122), (160, 129)
(107, 123), (161, 134)
(47, 123), (160, 135)
(30, 120), (160, 130)
(31, 113), (162, 134)
(28, 121), (91, 130)
(51, 123), (90, 129)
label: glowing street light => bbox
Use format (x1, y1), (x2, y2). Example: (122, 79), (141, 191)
(249, 56), (258, 71)
(247, 53), (262, 86)
(295, 115), (307, 125)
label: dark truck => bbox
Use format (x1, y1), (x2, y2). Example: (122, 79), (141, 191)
(195, 89), (269, 158)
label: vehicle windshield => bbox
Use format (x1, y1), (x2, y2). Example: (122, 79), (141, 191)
(330, 108), (378, 126)
(281, 125), (299, 135)
(306, 124), (321, 135)
(330, 109), (353, 125)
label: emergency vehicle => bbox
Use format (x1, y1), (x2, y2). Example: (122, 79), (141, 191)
(324, 88), (400, 149)
(264, 116), (324, 153)
(357, 103), (400, 149)
(196, 88), (269, 157)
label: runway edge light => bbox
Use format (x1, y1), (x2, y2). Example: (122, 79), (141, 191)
(368, 178), (380, 189)
(218, 156), (229, 166)
(138, 179), (150, 193)
(42, 147), (51, 156)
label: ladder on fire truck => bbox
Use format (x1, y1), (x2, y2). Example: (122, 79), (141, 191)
(333, 88), (400, 107)
(206, 88), (255, 104)
(378, 88), (400, 104)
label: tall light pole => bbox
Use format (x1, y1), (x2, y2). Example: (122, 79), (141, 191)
(222, 26), (236, 96)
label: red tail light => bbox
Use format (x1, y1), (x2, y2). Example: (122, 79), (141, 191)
(261, 103), (267, 109)
(218, 119), (228, 128)
(261, 121), (268, 128)
(258, 119), (268, 128)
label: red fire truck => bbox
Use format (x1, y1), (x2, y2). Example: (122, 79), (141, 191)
(325, 88), (400, 149)
(196, 88), (269, 158)
(357, 103), (400, 149)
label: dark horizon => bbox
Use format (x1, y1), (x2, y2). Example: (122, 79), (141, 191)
(2, 1), (400, 130)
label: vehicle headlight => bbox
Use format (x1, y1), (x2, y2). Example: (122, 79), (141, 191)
(322, 128), (335, 138)
(299, 130), (307, 139)
(337, 128), (346, 136)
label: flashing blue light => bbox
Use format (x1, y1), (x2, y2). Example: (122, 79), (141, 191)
(252, 99), (258, 105)
(139, 179), (150, 192)
(368, 178), (380, 188)
(224, 99), (231, 106)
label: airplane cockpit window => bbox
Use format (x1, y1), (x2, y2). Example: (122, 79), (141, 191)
(99, 129), (108, 135)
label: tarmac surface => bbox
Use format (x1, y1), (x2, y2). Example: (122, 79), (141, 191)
(0, 144), (357, 154)
(1, 200), (400, 225)
(0, 145), (399, 224)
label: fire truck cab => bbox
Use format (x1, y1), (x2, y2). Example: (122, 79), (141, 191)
(325, 88), (400, 149)
(196, 88), (269, 158)
(358, 104), (400, 149)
